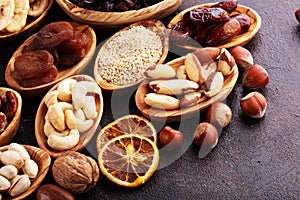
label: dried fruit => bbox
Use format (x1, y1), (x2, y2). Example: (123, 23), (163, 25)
(206, 18), (241, 46)
(231, 14), (251, 34)
(159, 126), (183, 150)
(58, 31), (90, 53)
(58, 48), (86, 67)
(2, 91), (18, 119)
(0, 112), (8, 133)
(211, 0), (238, 14)
(98, 134), (159, 188)
(52, 151), (99, 194)
(14, 50), (54, 79)
(33, 21), (73, 50)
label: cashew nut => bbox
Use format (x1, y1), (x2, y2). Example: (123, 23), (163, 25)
(76, 118), (93, 133)
(47, 104), (66, 132)
(57, 78), (76, 102)
(44, 90), (59, 107)
(82, 95), (97, 119)
(47, 129), (80, 151)
(77, 81), (102, 95)
(65, 110), (77, 130)
(44, 120), (69, 137)
(72, 83), (87, 110)
(74, 109), (86, 121)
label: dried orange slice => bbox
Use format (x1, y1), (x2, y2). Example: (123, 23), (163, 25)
(98, 134), (159, 188)
(96, 114), (157, 153)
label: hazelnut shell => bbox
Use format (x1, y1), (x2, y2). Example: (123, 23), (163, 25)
(240, 91), (267, 118)
(242, 64), (269, 90)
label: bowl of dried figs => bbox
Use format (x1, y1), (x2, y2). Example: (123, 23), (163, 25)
(35, 74), (104, 158)
(55, 0), (183, 30)
(0, 0), (54, 44)
(0, 143), (51, 199)
(135, 47), (239, 123)
(167, 0), (262, 50)
(5, 21), (97, 99)
(94, 19), (169, 91)
(0, 88), (22, 146)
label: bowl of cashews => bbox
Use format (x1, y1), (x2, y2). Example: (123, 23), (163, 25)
(34, 74), (104, 157)
(0, 0), (53, 44)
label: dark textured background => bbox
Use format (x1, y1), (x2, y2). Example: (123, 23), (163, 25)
(0, 0), (300, 199)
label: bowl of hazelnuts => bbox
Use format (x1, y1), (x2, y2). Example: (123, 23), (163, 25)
(55, 0), (183, 30)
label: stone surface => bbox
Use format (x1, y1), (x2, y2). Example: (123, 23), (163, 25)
(0, 0), (299, 199)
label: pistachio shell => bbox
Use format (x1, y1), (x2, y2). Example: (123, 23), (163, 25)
(22, 159), (39, 179)
(9, 174), (31, 197)
(8, 143), (30, 160)
(0, 165), (18, 180)
(0, 150), (24, 170)
(0, 175), (11, 192)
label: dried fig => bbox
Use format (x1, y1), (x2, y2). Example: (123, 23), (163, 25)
(58, 31), (90, 53)
(14, 50), (54, 79)
(205, 18), (241, 46)
(33, 21), (73, 50)
(52, 151), (99, 194)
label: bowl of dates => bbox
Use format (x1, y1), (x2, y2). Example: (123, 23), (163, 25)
(0, 0), (53, 45)
(55, 0), (183, 30)
(167, 0), (262, 50)
(5, 21), (97, 99)
(0, 88), (22, 146)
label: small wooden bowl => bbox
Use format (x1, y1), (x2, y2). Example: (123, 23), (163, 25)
(35, 74), (104, 158)
(0, 87), (22, 146)
(94, 19), (169, 91)
(135, 56), (239, 123)
(55, 0), (183, 30)
(0, 144), (51, 200)
(5, 22), (97, 99)
(167, 3), (262, 50)
(0, 0), (53, 45)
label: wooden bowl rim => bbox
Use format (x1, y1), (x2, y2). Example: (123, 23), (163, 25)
(56, 0), (183, 25)
(0, 144), (51, 200)
(35, 74), (104, 157)
(135, 56), (239, 123)
(0, 87), (22, 145)
(4, 22), (97, 97)
(0, 0), (54, 39)
(167, 3), (262, 49)
(94, 19), (169, 91)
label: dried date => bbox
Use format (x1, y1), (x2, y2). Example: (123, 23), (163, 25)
(33, 21), (73, 50)
(231, 14), (251, 34)
(170, 21), (194, 45)
(211, 0), (238, 14)
(183, 7), (229, 25)
(14, 50), (54, 79)
(58, 31), (90, 53)
(206, 18), (241, 46)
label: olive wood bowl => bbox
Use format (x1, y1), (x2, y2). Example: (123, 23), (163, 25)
(94, 19), (169, 91)
(167, 3), (262, 50)
(5, 22), (97, 99)
(135, 56), (239, 123)
(35, 74), (104, 158)
(55, 0), (183, 30)
(0, 0), (54, 45)
(0, 144), (51, 200)
(0, 87), (22, 146)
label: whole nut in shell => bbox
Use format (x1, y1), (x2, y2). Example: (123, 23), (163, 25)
(205, 102), (232, 128)
(242, 64), (269, 90)
(37, 184), (75, 200)
(229, 46), (254, 70)
(9, 174), (31, 197)
(193, 122), (219, 150)
(52, 151), (99, 194)
(240, 91), (267, 118)
(295, 8), (300, 23)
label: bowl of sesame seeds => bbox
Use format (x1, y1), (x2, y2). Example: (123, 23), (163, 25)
(94, 19), (169, 91)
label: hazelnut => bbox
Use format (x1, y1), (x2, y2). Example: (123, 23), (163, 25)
(37, 184), (75, 200)
(240, 91), (267, 118)
(218, 48), (236, 75)
(159, 126), (183, 150)
(242, 64), (269, 90)
(193, 122), (218, 149)
(295, 8), (300, 23)
(205, 102), (232, 128)
(229, 46), (254, 70)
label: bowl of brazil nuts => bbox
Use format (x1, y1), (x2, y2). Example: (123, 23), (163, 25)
(94, 19), (169, 91)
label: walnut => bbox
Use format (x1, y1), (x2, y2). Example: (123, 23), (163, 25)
(52, 151), (99, 194)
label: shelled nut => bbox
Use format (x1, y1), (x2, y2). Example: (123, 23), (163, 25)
(240, 91), (267, 118)
(218, 48), (236, 75)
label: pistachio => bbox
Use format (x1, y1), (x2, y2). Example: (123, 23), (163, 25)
(0, 165), (18, 180)
(9, 174), (31, 197)
(22, 159), (39, 179)
(0, 175), (11, 192)
(8, 143), (30, 160)
(0, 150), (24, 170)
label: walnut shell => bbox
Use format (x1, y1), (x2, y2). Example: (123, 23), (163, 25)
(52, 151), (99, 194)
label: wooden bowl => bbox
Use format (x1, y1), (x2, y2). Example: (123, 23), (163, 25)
(94, 19), (169, 91)
(35, 74), (104, 157)
(0, 0), (53, 45)
(55, 0), (183, 30)
(167, 3), (262, 50)
(0, 144), (51, 199)
(0, 87), (22, 146)
(5, 22), (97, 99)
(135, 56), (239, 123)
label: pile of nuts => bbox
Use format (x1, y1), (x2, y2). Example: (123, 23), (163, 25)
(0, 91), (18, 133)
(43, 77), (101, 151)
(0, 143), (38, 198)
(143, 47), (235, 110)
(0, 0), (49, 33)
(97, 25), (163, 86)
(170, 0), (251, 47)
